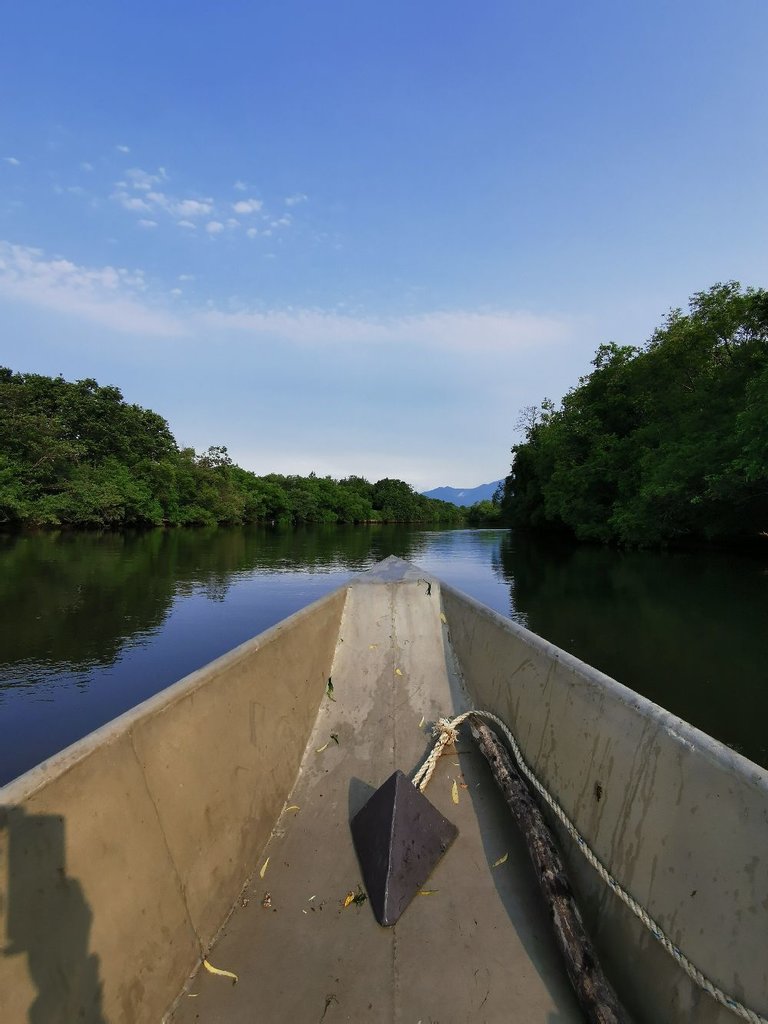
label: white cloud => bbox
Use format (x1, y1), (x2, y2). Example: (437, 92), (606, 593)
(3, 156), (21, 167)
(177, 219), (196, 229)
(246, 227), (259, 239)
(114, 192), (152, 212)
(80, 161), (94, 172)
(206, 221), (224, 234)
(233, 180), (247, 191)
(173, 197), (213, 218)
(271, 216), (291, 228)
(178, 273), (195, 281)
(115, 144), (130, 153)
(232, 198), (263, 215)
(0, 240), (182, 337)
(113, 178), (214, 224)
(285, 193), (307, 206)
(138, 219), (157, 229)
(126, 167), (167, 191)
(170, 287), (182, 297)
(226, 218), (239, 228)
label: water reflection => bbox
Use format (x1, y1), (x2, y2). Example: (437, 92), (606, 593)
(0, 526), (455, 783)
(496, 532), (768, 768)
(1, 526), (766, 783)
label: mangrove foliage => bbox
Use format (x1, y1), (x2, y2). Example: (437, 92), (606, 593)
(502, 282), (768, 546)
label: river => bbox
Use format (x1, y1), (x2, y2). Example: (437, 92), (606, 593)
(1, 525), (766, 785)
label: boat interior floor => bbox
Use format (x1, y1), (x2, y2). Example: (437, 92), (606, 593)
(169, 579), (583, 1023)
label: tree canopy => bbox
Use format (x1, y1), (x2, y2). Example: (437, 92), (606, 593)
(502, 283), (768, 546)
(0, 368), (463, 529)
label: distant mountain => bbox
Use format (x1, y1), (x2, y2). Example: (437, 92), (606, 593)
(422, 480), (503, 507)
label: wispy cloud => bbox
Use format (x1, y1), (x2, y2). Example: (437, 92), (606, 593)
(0, 239), (575, 357)
(138, 219), (158, 229)
(206, 221), (225, 234)
(3, 156), (20, 167)
(80, 161), (94, 172)
(126, 167), (167, 191)
(285, 193), (307, 206)
(199, 306), (570, 353)
(0, 241), (182, 337)
(115, 144), (130, 154)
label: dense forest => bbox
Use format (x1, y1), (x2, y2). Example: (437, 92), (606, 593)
(0, 368), (464, 529)
(502, 282), (768, 546)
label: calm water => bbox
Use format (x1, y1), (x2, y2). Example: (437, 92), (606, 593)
(1, 525), (766, 784)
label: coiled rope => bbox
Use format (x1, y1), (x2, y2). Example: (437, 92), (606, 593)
(413, 710), (766, 1024)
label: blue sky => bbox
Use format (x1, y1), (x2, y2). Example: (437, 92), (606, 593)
(2, 1), (767, 489)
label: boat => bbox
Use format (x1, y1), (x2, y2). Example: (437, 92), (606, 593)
(1, 556), (766, 1023)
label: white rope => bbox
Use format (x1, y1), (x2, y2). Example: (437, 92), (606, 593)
(413, 710), (766, 1024)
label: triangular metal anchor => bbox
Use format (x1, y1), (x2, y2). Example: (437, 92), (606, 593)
(350, 769), (458, 926)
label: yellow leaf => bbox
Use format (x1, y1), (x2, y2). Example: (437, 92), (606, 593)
(451, 779), (459, 805)
(395, 668), (403, 677)
(418, 716), (425, 728)
(316, 742), (329, 753)
(439, 612), (447, 624)
(286, 805), (300, 812)
(203, 959), (238, 985)
(259, 857), (269, 879)
(419, 889), (438, 895)
(343, 891), (355, 908)
(369, 643), (378, 649)
(493, 852), (509, 868)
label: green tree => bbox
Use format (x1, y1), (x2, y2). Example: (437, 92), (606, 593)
(505, 283), (768, 546)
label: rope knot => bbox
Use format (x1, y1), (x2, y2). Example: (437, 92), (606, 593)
(434, 717), (460, 746)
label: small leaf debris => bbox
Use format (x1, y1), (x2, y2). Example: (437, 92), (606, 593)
(440, 612), (447, 624)
(343, 885), (367, 908)
(316, 741), (329, 753)
(285, 805), (300, 812)
(419, 889), (438, 896)
(451, 779), (459, 805)
(418, 716), (425, 728)
(259, 857), (270, 879)
(325, 677), (336, 702)
(261, 892), (272, 909)
(493, 852), (509, 868)
(203, 959), (238, 985)
(395, 668), (403, 677)
(330, 732), (339, 745)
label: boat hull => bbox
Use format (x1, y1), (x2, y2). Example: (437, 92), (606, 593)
(1, 556), (766, 1023)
